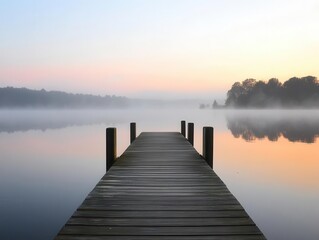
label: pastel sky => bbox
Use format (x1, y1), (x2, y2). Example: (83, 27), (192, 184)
(1, 0), (319, 99)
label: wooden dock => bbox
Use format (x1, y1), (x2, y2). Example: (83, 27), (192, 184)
(55, 131), (265, 239)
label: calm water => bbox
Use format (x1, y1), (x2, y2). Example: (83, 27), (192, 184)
(0, 109), (319, 240)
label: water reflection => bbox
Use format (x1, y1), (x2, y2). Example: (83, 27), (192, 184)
(0, 110), (126, 133)
(1, 109), (319, 240)
(226, 111), (319, 143)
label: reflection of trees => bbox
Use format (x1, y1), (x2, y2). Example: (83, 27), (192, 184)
(227, 116), (319, 143)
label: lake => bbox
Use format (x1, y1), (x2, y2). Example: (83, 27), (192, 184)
(0, 109), (318, 240)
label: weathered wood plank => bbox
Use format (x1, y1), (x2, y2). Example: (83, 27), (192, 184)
(56, 235), (266, 240)
(59, 225), (262, 235)
(66, 217), (255, 226)
(78, 205), (244, 211)
(72, 210), (251, 218)
(82, 198), (239, 205)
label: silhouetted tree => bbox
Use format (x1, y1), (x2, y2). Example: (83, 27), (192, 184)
(225, 76), (319, 108)
(212, 100), (218, 108)
(226, 82), (245, 107)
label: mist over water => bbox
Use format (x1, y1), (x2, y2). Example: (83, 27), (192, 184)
(2, 109), (319, 143)
(0, 108), (318, 240)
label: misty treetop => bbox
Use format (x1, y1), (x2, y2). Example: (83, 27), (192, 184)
(0, 87), (128, 108)
(225, 76), (319, 108)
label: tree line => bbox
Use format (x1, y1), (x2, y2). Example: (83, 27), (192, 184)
(225, 76), (319, 108)
(0, 87), (129, 108)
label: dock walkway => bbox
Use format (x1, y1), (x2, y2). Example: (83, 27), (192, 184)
(55, 132), (265, 239)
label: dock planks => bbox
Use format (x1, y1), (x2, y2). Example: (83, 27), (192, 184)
(55, 132), (265, 240)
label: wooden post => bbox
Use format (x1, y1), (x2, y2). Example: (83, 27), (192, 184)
(106, 127), (117, 171)
(188, 122), (194, 146)
(203, 126), (214, 168)
(181, 120), (186, 137)
(130, 122), (136, 143)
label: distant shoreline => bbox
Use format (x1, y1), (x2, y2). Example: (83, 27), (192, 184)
(0, 86), (202, 109)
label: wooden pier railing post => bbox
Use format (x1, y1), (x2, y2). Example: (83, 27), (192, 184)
(181, 120), (186, 137)
(188, 122), (194, 146)
(203, 126), (214, 168)
(130, 122), (136, 143)
(106, 127), (117, 171)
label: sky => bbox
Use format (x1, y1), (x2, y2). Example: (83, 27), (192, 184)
(1, 0), (319, 100)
